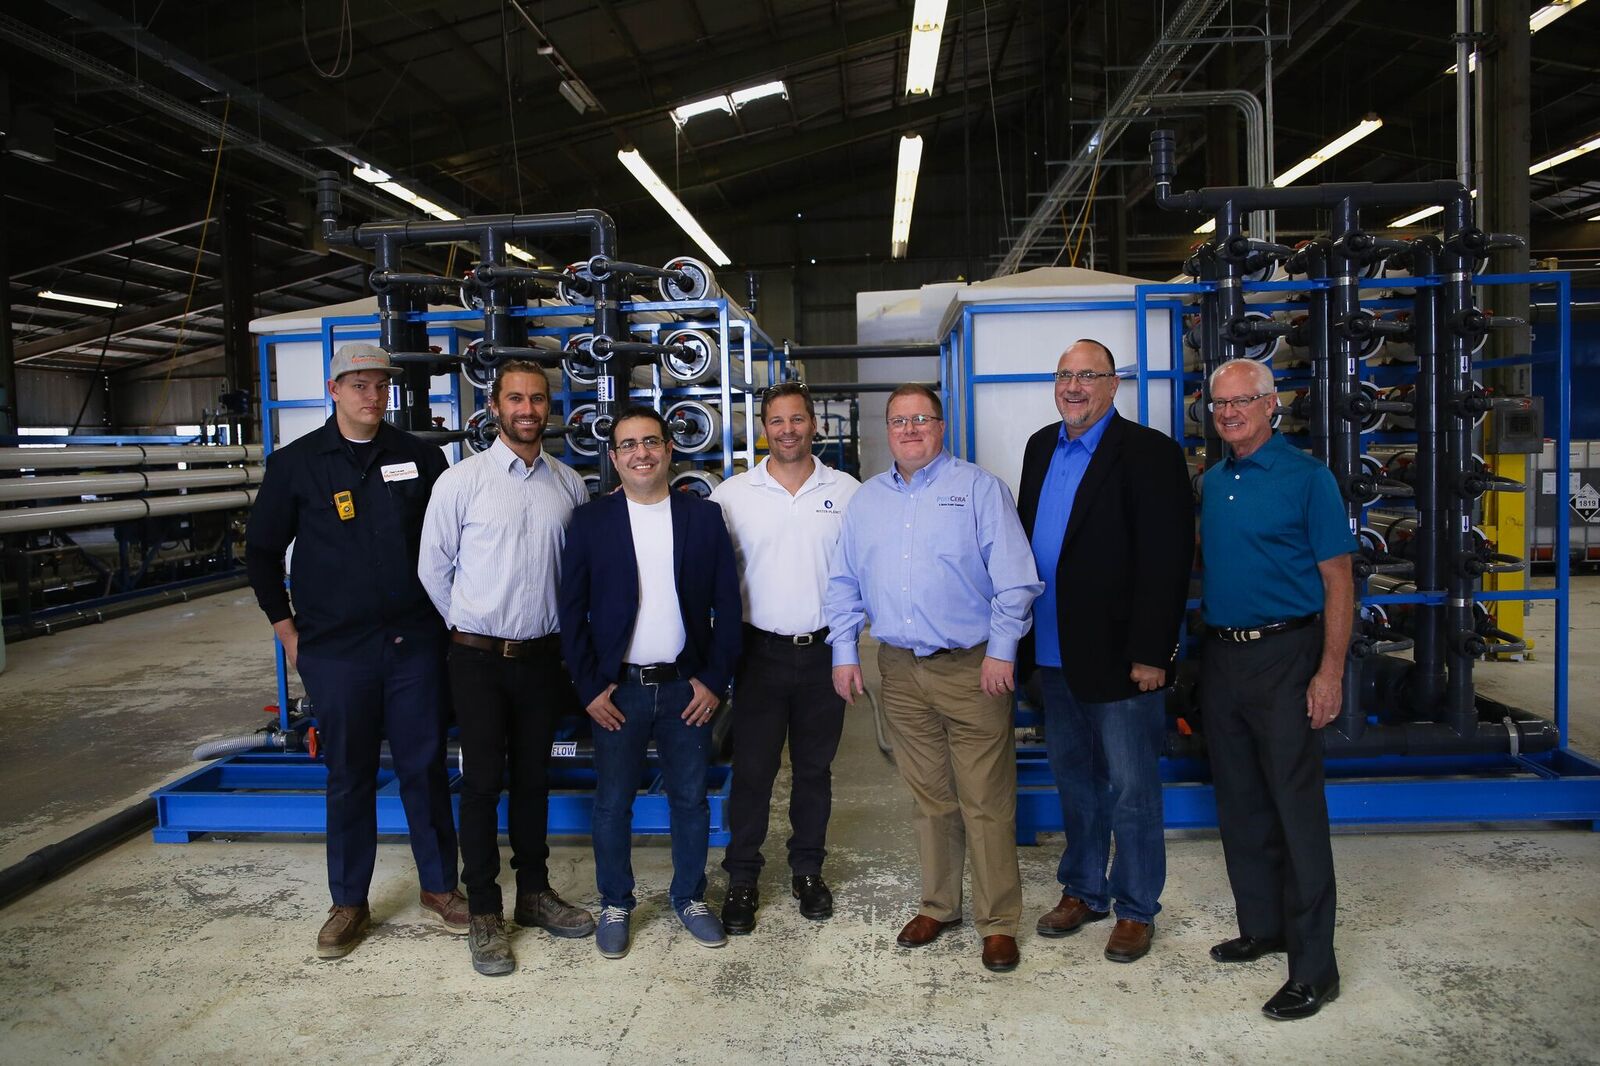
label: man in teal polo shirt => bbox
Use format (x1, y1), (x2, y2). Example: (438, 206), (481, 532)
(1198, 357), (1355, 1022)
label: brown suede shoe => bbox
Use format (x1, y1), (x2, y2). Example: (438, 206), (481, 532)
(1035, 893), (1110, 938)
(420, 888), (470, 934)
(1104, 918), (1153, 963)
(896, 914), (961, 947)
(317, 904), (370, 959)
(982, 934), (1020, 973)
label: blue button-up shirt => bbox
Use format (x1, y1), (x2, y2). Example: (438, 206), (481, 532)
(825, 451), (1043, 666)
(1200, 432), (1357, 628)
(1030, 408), (1114, 667)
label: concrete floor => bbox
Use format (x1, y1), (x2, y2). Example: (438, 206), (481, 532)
(1, 581), (1598, 1064)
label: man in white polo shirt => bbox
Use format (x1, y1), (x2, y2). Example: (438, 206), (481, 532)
(419, 360), (595, 977)
(711, 381), (861, 934)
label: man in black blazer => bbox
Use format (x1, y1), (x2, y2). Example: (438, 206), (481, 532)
(558, 405), (742, 960)
(1016, 339), (1194, 964)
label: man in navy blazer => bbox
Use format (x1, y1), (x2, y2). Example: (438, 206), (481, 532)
(558, 405), (742, 959)
(1016, 339), (1194, 965)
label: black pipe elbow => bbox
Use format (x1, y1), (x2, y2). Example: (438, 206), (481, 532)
(1150, 129), (1178, 200)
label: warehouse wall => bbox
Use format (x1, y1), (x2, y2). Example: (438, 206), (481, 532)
(14, 368), (107, 429)
(112, 374), (222, 432)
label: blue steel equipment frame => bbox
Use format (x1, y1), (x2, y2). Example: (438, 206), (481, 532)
(153, 294), (774, 844)
(941, 275), (1600, 835)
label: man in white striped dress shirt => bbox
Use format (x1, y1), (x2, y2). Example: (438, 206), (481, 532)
(419, 361), (596, 976)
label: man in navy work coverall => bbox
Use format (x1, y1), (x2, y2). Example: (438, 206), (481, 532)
(246, 342), (466, 959)
(1199, 356), (1355, 1021)
(558, 405), (743, 960)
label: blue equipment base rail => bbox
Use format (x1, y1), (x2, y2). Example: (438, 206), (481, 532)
(1013, 746), (1600, 842)
(152, 752), (733, 846)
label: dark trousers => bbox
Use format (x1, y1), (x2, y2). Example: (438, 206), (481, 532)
(591, 679), (712, 910)
(297, 641), (458, 907)
(722, 635), (847, 884)
(1202, 625), (1339, 986)
(447, 640), (566, 915)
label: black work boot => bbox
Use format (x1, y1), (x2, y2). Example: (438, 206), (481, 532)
(722, 882), (759, 935)
(792, 874), (833, 920)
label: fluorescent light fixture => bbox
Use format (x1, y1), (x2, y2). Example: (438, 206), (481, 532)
(1195, 219), (1216, 234)
(352, 163), (390, 183)
(1529, 133), (1600, 176)
(730, 80), (787, 108)
(38, 289), (121, 309)
(904, 0), (948, 95)
(371, 180), (461, 222)
(1388, 189), (1477, 229)
(1530, 0), (1588, 32)
(1589, 214), (1600, 222)
(890, 133), (924, 258)
(671, 95), (734, 126)
(616, 148), (732, 266)
(1273, 116), (1383, 187)
(1448, 0), (1586, 72)
(558, 80), (600, 115)
(505, 244), (536, 263)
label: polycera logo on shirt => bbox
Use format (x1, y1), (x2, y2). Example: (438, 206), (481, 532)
(936, 495), (968, 508)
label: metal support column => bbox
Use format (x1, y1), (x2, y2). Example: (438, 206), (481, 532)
(219, 189), (256, 444)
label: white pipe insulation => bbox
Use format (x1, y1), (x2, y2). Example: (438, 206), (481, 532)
(0, 488), (259, 534)
(0, 465), (264, 503)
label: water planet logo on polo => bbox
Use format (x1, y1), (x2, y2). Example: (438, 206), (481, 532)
(936, 495), (968, 507)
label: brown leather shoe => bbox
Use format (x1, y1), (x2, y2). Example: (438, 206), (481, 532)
(896, 914), (961, 947)
(317, 904), (370, 959)
(420, 888), (470, 934)
(1035, 893), (1110, 938)
(982, 934), (1020, 973)
(1104, 918), (1153, 963)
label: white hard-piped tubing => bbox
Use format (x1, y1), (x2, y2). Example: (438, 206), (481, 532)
(0, 444), (263, 470)
(0, 488), (259, 534)
(0, 466), (264, 503)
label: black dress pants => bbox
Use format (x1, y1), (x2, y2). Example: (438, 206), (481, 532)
(1202, 625), (1339, 986)
(447, 640), (566, 915)
(722, 633), (847, 884)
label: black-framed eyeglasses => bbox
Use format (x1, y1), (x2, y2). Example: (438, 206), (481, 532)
(887, 413), (943, 430)
(612, 435), (666, 454)
(1207, 392), (1272, 413)
(1054, 369), (1119, 384)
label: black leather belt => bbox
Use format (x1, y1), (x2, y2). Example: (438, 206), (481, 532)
(621, 661), (682, 685)
(748, 625), (829, 647)
(1212, 614), (1319, 644)
(915, 646), (959, 660)
(451, 631), (559, 659)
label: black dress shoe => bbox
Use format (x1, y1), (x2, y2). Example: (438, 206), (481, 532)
(1209, 935), (1287, 963)
(722, 883), (758, 935)
(792, 874), (833, 920)
(1262, 977), (1340, 1021)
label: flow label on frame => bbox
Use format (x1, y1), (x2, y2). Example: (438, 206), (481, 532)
(597, 378), (615, 402)
(551, 741), (578, 758)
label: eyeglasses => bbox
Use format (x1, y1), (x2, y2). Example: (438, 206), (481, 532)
(612, 435), (666, 454)
(887, 414), (943, 431)
(763, 380), (810, 399)
(1054, 369), (1119, 384)
(1207, 392), (1272, 413)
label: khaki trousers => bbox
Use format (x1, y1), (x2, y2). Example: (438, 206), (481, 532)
(877, 642), (1021, 937)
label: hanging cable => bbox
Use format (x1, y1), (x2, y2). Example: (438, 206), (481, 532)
(500, 1), (525, 213)
(302, 0), (353, 80)
(152, 97), (232, 429)
(67, 196), (148, 434)
(980, 1), (1011, 244)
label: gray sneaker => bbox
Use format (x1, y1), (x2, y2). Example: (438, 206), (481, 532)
(468, 913), (515, 977)
(514, 888), (597, 938)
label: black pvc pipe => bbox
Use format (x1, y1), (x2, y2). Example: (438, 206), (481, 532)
(1409, 238), (1448, 720)
(783, 344), (941, 361)
(0, 799), (156, 908)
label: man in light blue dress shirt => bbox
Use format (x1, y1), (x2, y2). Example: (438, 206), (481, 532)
(419, 361), (596, 976)
(826, 383), (1042, 973)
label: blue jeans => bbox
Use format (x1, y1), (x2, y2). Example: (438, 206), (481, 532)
(591, 679), (711, 910)
(1037, 668), (1166, 924)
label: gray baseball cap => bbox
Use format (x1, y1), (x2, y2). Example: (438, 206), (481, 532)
(329, 343), (404, 380)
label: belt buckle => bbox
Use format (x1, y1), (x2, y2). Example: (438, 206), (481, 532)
(640, 664), (670, 685)
(793, 632), (814, 646)
(501, 640), (520, 658)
